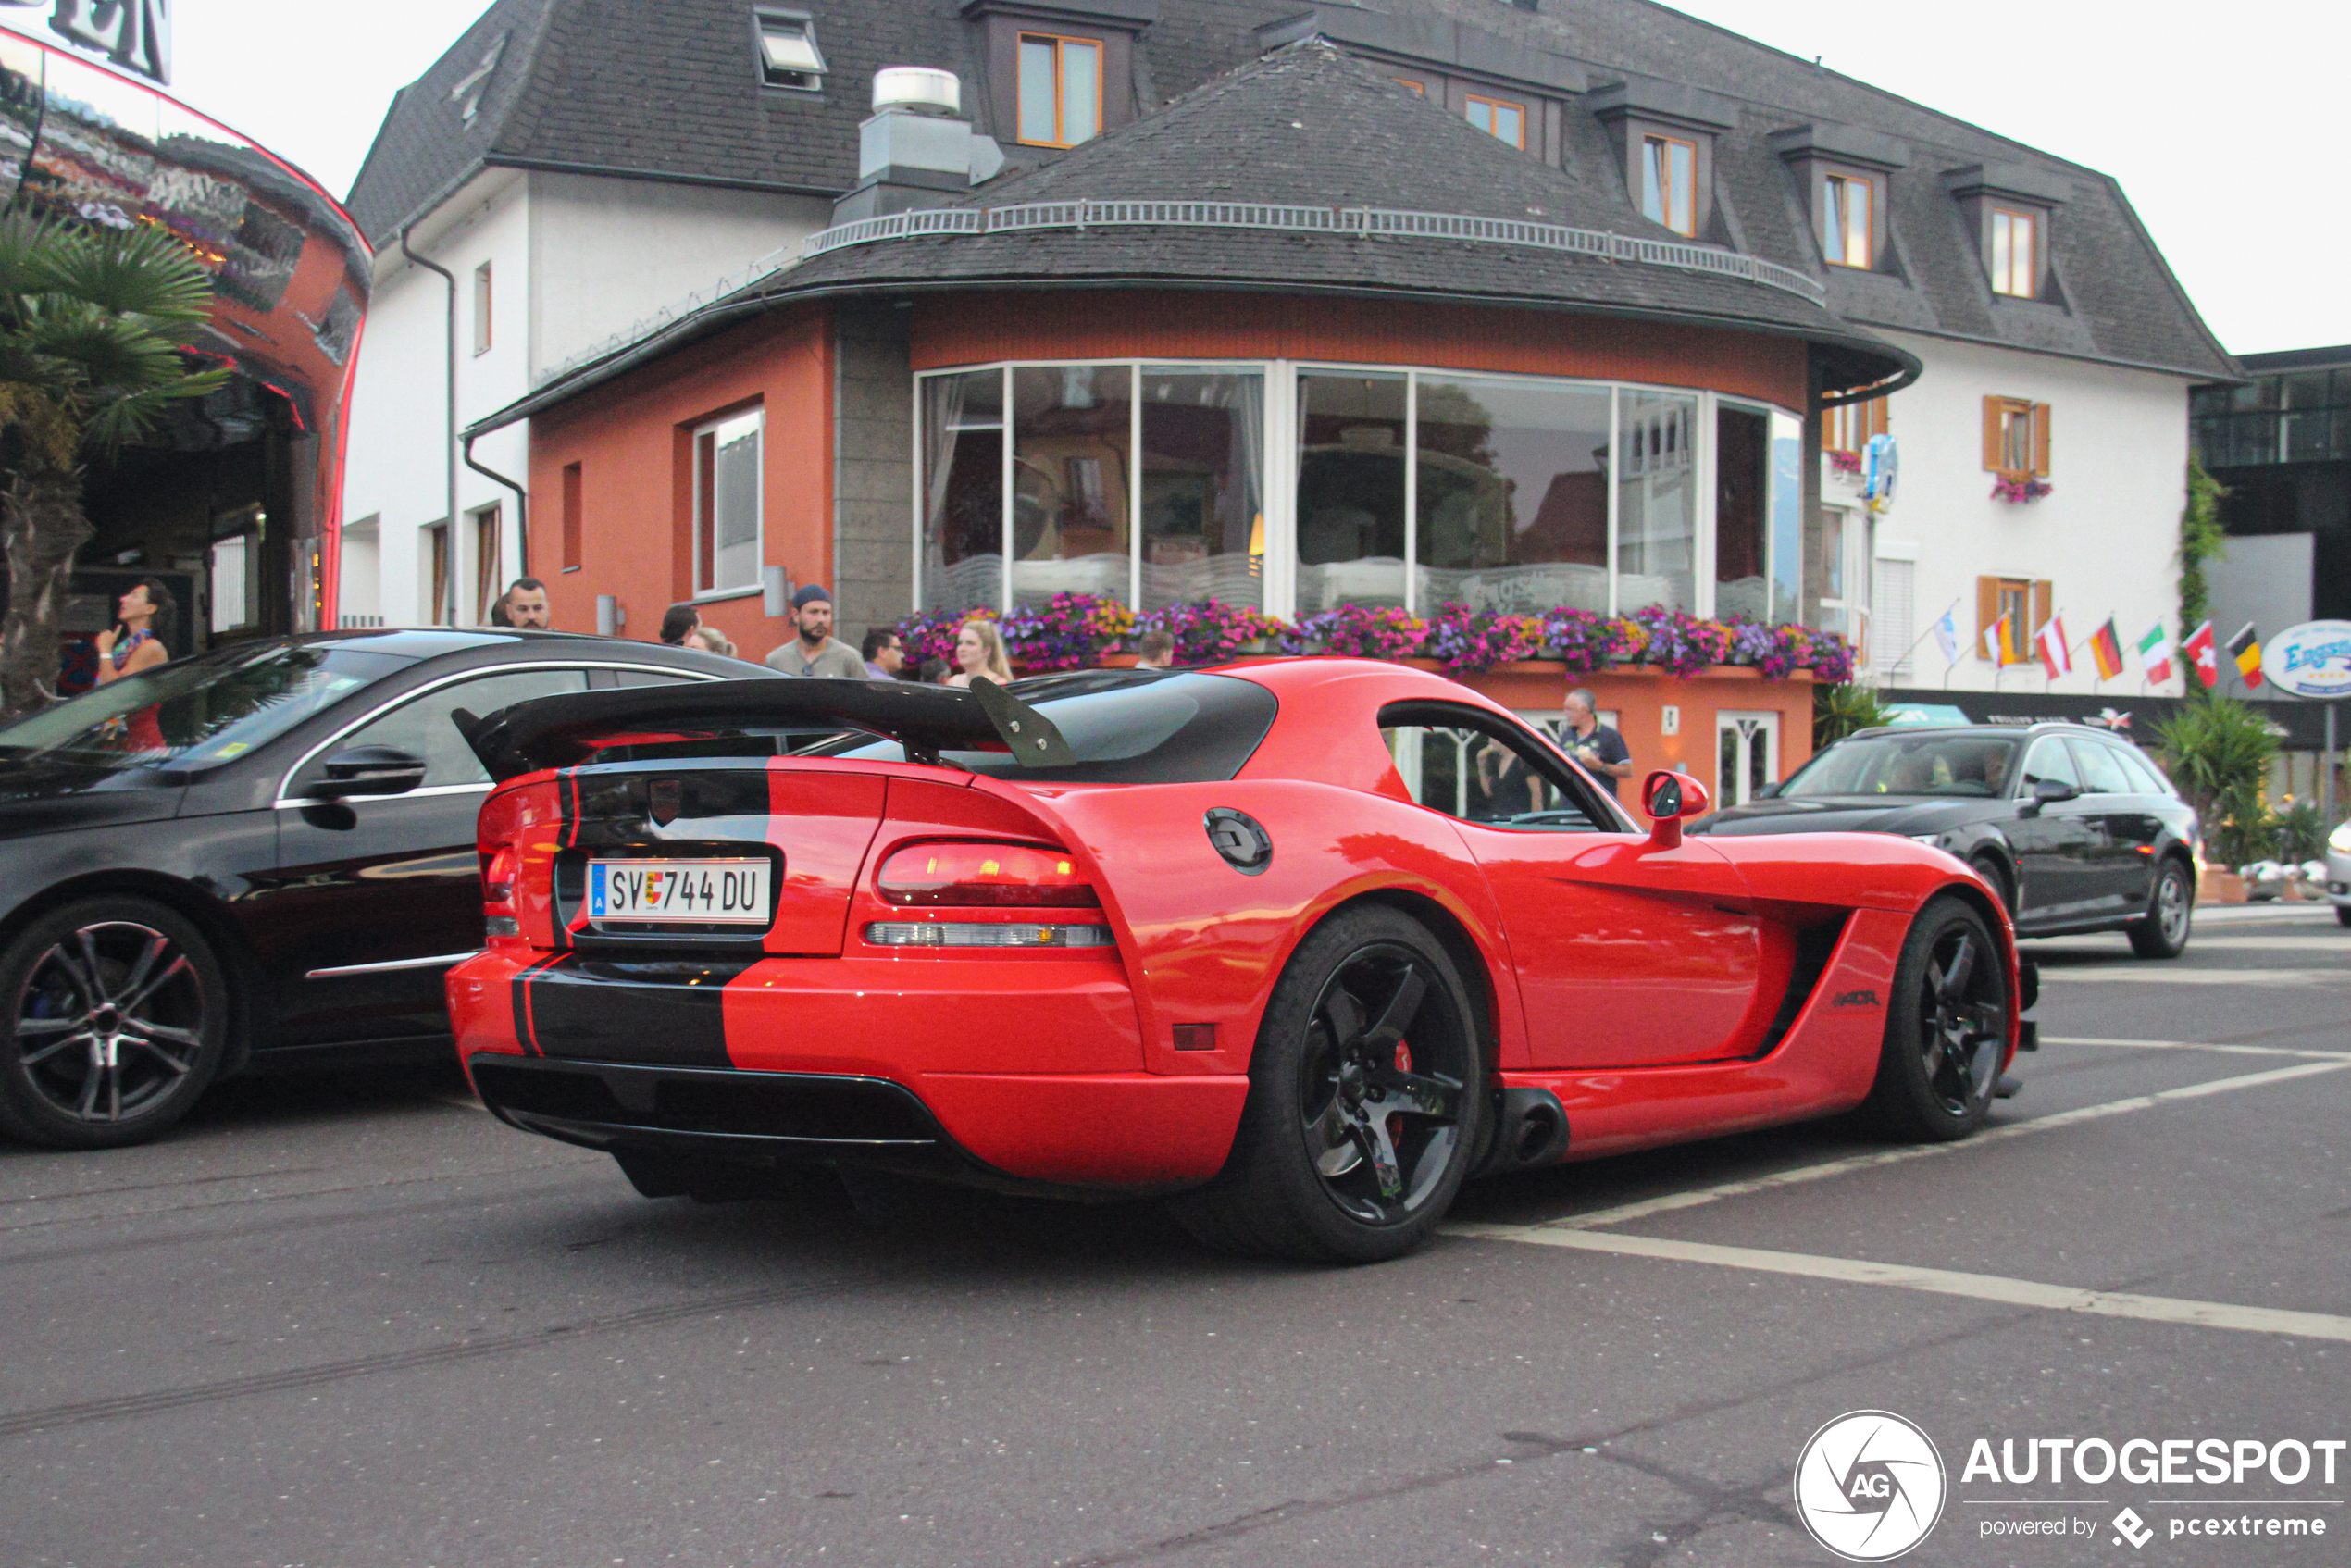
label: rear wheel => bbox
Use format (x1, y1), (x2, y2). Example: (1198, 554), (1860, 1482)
(1865, 897), (2009, 1142)
(2127, 858), (2194, 959)
(1168, 906), (1485, 1263)
(0, 897), (229, 1150)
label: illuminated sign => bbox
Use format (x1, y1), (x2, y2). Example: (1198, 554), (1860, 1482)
(0, 1), (170, 85)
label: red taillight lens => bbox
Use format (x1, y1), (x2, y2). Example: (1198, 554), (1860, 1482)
(483, 845), (517, 907)
(877, 842), (1100, 907)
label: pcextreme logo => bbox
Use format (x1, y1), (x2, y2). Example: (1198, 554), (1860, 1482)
(1794, 1411), (1947, 1561)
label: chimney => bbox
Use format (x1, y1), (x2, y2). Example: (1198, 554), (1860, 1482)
(832, 68), (1006, 224)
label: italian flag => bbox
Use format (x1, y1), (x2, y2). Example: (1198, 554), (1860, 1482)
(2137, 623), (2173, 684)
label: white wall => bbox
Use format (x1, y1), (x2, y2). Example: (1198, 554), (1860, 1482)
(528, 173), (831, 381)
(1854, 330), (2193, 698)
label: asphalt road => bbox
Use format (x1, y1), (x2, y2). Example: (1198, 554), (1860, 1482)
(4, 903), (2346, 1568)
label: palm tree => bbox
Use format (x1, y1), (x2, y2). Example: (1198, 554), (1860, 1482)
(0, 215), (226, 715)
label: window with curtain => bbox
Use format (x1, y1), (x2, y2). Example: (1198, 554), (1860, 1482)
(1296, 371), (1409, 613)
(1640, 134), (1697, 236)
(1989, 207), (2038, 297)
(1017, 33), (1101, 147)
(1615, 390), (1698, 613)
(1822, 172), (1872, 268)
(1011, 365), (1131, 607)
(921, 369), (1004, 612)
(692, 408), (762, 594)
(1464, 94), (1525, 149)
(1139, 367), (1264, 611)
(1413, 373), (1611, 614)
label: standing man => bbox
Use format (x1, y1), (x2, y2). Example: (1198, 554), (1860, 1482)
(1561, 687), (1634, 798)
(862, 628), (906, 680)
(765, 585), (865, 677)
(503, 579), (552, 630)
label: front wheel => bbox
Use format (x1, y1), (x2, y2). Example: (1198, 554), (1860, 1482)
(1864, 896), (2009, 1143)
(0, 897), (230, 1150)
(1167, 906), (1486, 1263)
(2127, 858), (2194, 959)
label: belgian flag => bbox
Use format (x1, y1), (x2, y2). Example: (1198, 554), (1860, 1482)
(2227, 623), (2264, 688)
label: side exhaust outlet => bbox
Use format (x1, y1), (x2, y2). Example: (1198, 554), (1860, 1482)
(1476, 1086), (1571, 1176)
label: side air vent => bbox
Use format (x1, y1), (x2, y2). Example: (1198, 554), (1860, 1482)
(1751, 915), (1850, 1059)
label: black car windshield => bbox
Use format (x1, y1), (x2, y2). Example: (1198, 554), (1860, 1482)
(808, 670), (1278, 783)
(0, 644), (408, 777)
(1781, 732), (2022, 799)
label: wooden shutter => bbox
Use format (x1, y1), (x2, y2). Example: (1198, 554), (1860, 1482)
(2031, 403), (2052, 476)
(1869, 398), (1890, 440)
(1976, 576), (1999, 658)
(1982, 397), (2006, 470)
(2031, 580), (2053, 637)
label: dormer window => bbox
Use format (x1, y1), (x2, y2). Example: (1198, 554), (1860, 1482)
(1989, 207), (2038, 297)
(1640, 133), (1696, 236)
(1822, 172), (1873, 268)
(756, 12), (825, 91)
(1465, 93), (1525, 149)
(1943, 163), (2069, 305)
(1017, 32), (1101, 147)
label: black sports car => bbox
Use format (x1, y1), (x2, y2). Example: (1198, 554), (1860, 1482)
(1693, 721), (2199, 956)
(0, 629), (769, 1149)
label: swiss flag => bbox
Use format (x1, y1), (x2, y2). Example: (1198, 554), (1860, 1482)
(2182, 620), (2220, 689)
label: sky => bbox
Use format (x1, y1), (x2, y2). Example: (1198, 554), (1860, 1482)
(61, 0), (2351, 356)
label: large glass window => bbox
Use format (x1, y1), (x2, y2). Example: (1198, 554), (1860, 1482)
(1012, 365), (1131, 606)
(1139, 367), (1264, 610)
(921, 368), (1004, 612)
(1296, 371), (1409, 613)
(1713, 405), (1767, 620)
(1016, 33), (1101, 148)
(1615, 391), (1698, 613)
(693, 408), (762, 594)
(1414, 374), (1611, 614)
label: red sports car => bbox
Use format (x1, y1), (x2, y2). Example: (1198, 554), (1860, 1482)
(445, 660), (2025, 1263)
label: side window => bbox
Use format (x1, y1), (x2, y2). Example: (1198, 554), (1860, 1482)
(2068, 739), (2134, 796)
(330, 668), (591, 789)
(2111, 745), (2173, 797)
(608, 668), (711, 689)
(2019, 737), (2081, 794)
(1379, 711), (1606, 831)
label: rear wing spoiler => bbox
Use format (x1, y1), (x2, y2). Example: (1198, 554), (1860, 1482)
(455, 677), (1075, 783)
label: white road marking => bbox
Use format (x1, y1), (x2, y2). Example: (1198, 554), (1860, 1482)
(2045, 1036), (2351, 1062)
(1503, 1059), (2351, 1231)
(1448, 1227), (2351, 1345)
(2153, 934), (2351, 950)
(2037, 966), (2347, 985)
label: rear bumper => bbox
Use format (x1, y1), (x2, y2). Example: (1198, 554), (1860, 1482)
(450, 947), (1248, 1190)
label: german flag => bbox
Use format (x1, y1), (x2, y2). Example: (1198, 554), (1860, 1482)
(2089, 618), (2125, 680)
(2228, 623), (2264, 688)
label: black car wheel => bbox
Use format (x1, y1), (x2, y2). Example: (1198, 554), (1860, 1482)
(1168, 905), (1485, 1263)
(1865, 896), (2008, 1142)
(0, 897), (229, 1150)
(1969, 852), (2016, 916)
(2127, 858), (2194, 959)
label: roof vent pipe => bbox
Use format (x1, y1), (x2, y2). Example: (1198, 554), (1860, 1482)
(873, 67), (961, 116)
(835, 68), (1003, 224)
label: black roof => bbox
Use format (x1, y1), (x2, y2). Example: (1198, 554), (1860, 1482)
(358, 0), (2229, 393)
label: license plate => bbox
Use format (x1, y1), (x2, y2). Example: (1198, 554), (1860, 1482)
(589, 858), (771, 926)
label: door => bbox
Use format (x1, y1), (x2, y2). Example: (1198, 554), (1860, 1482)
(268, 666), (591, 1045)
(1381, 706), (1765, 1070)
(2069, 737), (2162, 913)
(1716, 710), (1781, 807)
(2007, 735), (2100, 925)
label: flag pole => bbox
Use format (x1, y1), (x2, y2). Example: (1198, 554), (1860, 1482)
(1894, 597), (1960, 688)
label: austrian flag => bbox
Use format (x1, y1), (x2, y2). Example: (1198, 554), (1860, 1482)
(2034, 614), (2071, 680)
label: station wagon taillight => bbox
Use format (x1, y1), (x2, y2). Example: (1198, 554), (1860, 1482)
(876, 842), (1100, 908)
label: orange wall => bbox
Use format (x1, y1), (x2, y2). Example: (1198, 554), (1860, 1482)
(912, 291), (1808, 410)
(527, 306), (830, 664)
(1465, 664), (1816, 792)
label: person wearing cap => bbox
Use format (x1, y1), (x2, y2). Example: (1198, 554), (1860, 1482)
(765, 585), (866, 678)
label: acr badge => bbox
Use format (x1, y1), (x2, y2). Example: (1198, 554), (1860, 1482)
(1204, 808), (1273, 876)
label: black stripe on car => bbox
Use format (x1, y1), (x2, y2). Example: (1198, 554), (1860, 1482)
(520, 955), (759, 1068)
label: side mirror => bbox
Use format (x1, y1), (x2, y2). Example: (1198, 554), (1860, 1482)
(2021, 777), (2078, 815)
(1641, 769), (1710, 850)
(310, 744), (428, 799)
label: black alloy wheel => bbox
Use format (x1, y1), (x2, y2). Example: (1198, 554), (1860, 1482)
(0, 898), (229, 1150)
(1865, 897), (2009, 1142)
(1169, 905), (1485, 1263)
(2127, 857), (2194, 959)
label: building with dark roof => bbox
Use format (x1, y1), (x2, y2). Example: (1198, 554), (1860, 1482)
(339, 0), (2231, 793)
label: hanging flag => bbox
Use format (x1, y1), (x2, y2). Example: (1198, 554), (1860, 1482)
(2089, 618), (2125, 681)
(1982, 614), (2011, 665)
(1931, 605), (1961, 666)
(2227, 622), (2264, 688)
(2137, 623), (2173, 684)
(2035, 614), (2072, 680)
(2183, 620), (2220, 688)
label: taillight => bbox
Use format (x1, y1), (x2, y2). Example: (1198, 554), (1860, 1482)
(479, 789), (524, 939)
(484, 845), (517, 906)
(877, 841), (1100, 907)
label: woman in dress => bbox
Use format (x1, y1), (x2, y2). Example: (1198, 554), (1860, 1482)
(93, 579), (173, 685)
(944, 618), (1014, 688)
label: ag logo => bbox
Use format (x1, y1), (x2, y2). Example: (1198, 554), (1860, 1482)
(1830, 989), (1883, 1010)
(1793, 1411), (1946, 1561)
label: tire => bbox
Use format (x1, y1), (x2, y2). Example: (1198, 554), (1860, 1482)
(1864, 896), (2009, 1143)
(2127, 858), (2195, 959)
(1167, 905), (1486, 1263)
(0, 896), (230, 1150)
(1969, 852), (2015, 917)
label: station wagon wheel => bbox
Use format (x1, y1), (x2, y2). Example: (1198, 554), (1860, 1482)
(0, 898), (228, 1151)
(1168, 905), (1486, 1263)
(2127, 858), (2194, 959)
(1865, 896), (2008, 1142)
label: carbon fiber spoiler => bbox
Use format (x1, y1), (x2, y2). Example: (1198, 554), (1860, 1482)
(455, 677), (1075, 782)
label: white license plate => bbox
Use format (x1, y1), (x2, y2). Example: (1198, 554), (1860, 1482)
(589, 858), (771, 926)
